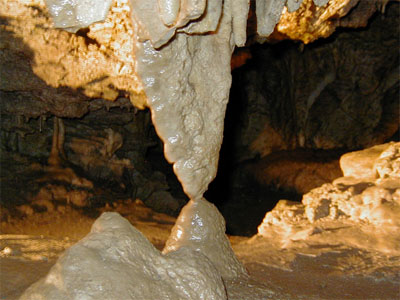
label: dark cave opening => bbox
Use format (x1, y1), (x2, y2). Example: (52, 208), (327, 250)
(205, 60), (345, 236)
(205, 4), (399, 235)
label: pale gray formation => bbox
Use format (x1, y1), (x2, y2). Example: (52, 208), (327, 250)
(44, 0), (113, 32)
(163, 198), (247, 279)
(313, 0), (330, 6)
(19, 212), (227, 300)
(256, 0), (287, 37)
(134, 3), (234, 200)
(286, 0), (303, 13)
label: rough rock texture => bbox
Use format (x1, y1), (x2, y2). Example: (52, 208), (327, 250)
(206, 148), (343, 235)
(230, 3), (399, 162)
(134, 0), (396, 200)
(255, 0), (333, 38)
(1, 0), (146, 118)
(203, 2), (399, 235)
(339, 143), (394, 179)
(163, 198), (247, 279)
(244, 149), (343, 195)
(3, 1), (399, 297)
(0, 108), (185, 217)
(135, 12), (234, 199)
(19, 212), (227, 300)
(273, 0), (387, 44)
(130, 0), (251, 200)
(2, 0), (391, 199)
(258, 142), (400, 252)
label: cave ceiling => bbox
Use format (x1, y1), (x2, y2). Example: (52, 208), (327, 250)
(0, 0), (396, 118)
(0, 0), (398, 218)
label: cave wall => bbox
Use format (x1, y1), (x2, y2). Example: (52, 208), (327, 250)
(206, 3), (399, 235)
(230, 3), (399, 162)
(0, 106), (186, 219)
(1, 0), (399, 233)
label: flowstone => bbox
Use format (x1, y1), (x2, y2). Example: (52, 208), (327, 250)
(16, 0), (392, 299)
(163, 198), (247, 279)
(19, 212), (227, 300)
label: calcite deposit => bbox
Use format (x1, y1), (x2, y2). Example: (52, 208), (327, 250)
(4, 0), (399, 299)
(1, 0), (146, 116)
(274, 0), (386, 44)
(132, 0), (353, 200)
(258, 142), (400, 253)
(19, 212), (227, 300)
(163, 198), (246, 279)
(44, 0), (113, 33)
(2, 0), (365, 198)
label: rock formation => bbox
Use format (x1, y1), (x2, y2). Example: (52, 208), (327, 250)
(1, 0), (399, 298)
(19, 212), (228, 300)
(258, 142), (400, 253)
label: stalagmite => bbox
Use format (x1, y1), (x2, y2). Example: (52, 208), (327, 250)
(19, 0), (346, 299)
(19, 212), (227, 300)
(163, 198), (247, 279)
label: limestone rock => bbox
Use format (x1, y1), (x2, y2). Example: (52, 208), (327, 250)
(244, 149), (343, 195)
(0, 0), (146, 118)
(146, 190), (181, 215)
(256, 143), (400, 258)
(374, 142), (400, 180)
(232, 3), (399, 160)
(135, 1), (235, 200)
(274, 0), (384, 44)
(19, 212), (227, 300)
(163, 198), (247, 279)
(339, 143), (394, 179)
(308, 142), (400, 226)
(255, 0), (337, 39)
(68, 128), (132, 179)
(259, 143), (400, 242)
(4, 0), (394, 202)
(44, 0), (113, 33)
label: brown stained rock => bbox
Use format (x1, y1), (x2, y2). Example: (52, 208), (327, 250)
(0, 0), (146, 119)
(246, 149), (343, 195)
(273, 0), (383, 44)
(232, 3), (399, 159)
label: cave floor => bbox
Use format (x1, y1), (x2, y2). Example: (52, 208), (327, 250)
(0, 200), (399, 300)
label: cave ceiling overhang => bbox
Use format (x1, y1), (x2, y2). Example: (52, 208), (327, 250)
(0, 0), (394, 117)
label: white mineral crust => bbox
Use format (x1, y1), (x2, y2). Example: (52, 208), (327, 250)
(19, 212), (228, 300)
(44, 0), (113, 33)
